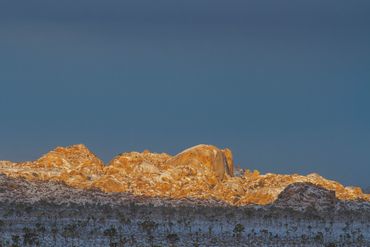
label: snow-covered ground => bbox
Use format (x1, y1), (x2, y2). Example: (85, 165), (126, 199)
(0, 175), (369, 246)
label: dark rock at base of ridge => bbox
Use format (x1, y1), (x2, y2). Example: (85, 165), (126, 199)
(274, 182), (337, 212)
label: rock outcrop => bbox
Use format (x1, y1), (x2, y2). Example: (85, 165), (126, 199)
(0, 144), (369, 206)
(274, 182), (337, 212)
(166, 144), (233, 180)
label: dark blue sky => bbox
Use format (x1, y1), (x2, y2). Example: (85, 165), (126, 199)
(1, 1), (369, 187)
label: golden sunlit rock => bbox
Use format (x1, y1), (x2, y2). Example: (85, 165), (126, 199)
(0, 144), (368, 206)
(166, 144), (233, 180)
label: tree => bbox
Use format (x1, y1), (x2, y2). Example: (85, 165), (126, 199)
(103, 225), (117, 245)
(51, 224), (58, 245)
(233, 223), (245, 236)
(166, 233), (179, 247)
(11, 235), (20, 247)
(35, 222), (46, 242)
(139, 219), (157, 245)
(62, 223), (79, 246)
(23, 227), (39, 246)
(314, 232), (324, 243)
(233, 223), (245, 243)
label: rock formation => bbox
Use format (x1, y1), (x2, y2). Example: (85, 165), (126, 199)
(0, 144), (368, 206)
(274, 182), (337, 212)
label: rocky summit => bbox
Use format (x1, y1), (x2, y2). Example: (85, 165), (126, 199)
(0, 144), (368, 206)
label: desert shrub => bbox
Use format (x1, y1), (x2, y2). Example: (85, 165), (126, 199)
(233, 223), (245, 235)
(166, 233), (179, 243)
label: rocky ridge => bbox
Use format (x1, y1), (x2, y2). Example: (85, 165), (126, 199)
(0, 144), (368, 206)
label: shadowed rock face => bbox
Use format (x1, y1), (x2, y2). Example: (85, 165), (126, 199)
(274, 182), (337, 212)
(0, 144), (369, 206)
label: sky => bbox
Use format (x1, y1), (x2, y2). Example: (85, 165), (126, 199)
(0, 1), (370, 188)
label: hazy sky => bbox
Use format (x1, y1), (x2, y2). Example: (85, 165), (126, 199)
(1, 1), (369, 187)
